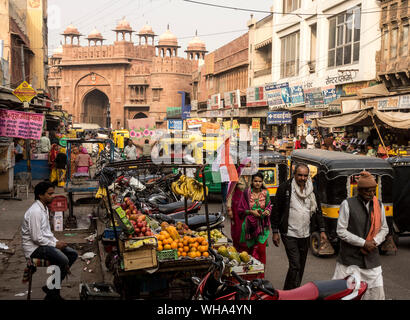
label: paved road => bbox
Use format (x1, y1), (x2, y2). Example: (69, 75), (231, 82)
(204, 201), (410, 300)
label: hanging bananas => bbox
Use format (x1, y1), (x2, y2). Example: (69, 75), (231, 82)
(171, 175), (208, 201)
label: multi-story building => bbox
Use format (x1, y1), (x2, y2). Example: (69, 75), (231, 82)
(48, 20), (205, 129)
(377, 0), (410, 91)
(191, 33), (249, 124)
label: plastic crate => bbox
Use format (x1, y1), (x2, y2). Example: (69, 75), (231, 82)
(103, 227), (122, 240)
(49, 195), (68, 212)
(157, 249), (178, 261)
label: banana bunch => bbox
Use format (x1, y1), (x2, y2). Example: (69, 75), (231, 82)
(171, 175), (208, 201)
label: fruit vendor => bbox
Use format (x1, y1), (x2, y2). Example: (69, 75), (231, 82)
(21, 181), (78, 300)
(237, 172), (272, 264)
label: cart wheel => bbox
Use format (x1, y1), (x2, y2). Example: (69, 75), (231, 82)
(310, 232), (321, 257)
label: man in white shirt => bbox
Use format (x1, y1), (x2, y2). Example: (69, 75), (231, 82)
(305, 132), (315, 149)
(271, 164), (327, 289)
(39, 132), (51, 153)
(332, 171), (388, 300)
(21, 181), (78, 300)
(124, 139), (138, 160)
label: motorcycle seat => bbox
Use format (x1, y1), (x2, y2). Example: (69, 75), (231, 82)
(276, 282), (319, 300)
(158, 200), (194, 214)
(312, 279), (351, 300)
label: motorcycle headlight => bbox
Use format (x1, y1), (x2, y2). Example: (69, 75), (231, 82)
(191, 277), (201, 285)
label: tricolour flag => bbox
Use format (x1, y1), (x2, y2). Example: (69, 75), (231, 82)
(211, 137), (238, 182)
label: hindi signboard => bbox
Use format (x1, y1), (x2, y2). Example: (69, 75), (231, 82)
(246, 86), (267, 107)
(322, 85), (338, 105)
(251, 118), (261, 130)
(0, 109), (44, 140)
(267, 111), (292, 125)
(12, 81), (37, 102)
(304, 112), (323, 124)
(304, 87), (324, 108)
(168, 119), (183, 131)
(265, 82), (291, 110)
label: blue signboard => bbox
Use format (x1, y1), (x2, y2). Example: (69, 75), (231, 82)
(322, 85), (339, 105)
(267, 111), (292, 125)
(289, 84), (305, 106)
(168, 119), (183, 130)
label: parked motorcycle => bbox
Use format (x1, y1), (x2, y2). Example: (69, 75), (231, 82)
(192, 248), (367, 300)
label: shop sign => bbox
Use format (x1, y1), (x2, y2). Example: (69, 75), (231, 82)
(339, 81), (369, 96)
(186, 118), (205, 129)
(168, 119), (183, 130)
(265, 82), (291, 110)
(223, 120), (239, 130)
(246, 86), (267, 107)
(304, 112), (323, 124)
(0, 109), (44, 140)
(267, 111), (292, 125)
(251, 118), (261, 130)
(366, 96), (400, 110)
(224, 89), (240, 109)
(210, 94), (221, 110)
(289, 84), (305, 106)
(399, 94), (410, 109)
(322, 85), (338, 105)
(182, 104), (191, 120)
(12, 81), (37, 103)
(304, 87), (324, 108)
(166, 107), (182, 119)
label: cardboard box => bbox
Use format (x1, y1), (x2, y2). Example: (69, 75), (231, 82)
(54, 212), (64, 231)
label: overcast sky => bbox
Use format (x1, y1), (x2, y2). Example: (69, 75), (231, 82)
(47, 0), (271, 56)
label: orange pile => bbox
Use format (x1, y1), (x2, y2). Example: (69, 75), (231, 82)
(155, 232), (209, 259)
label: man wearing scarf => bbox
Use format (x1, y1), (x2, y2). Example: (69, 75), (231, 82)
(271, 163), (327, 290)
(332, 171), (388, 300)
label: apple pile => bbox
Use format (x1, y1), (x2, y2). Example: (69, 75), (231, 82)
(121, 197), (153, 237)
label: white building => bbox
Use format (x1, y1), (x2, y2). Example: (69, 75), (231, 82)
(271, 0), (381, 90)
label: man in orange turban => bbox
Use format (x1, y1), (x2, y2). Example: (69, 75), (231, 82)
(332, 171), (389, 300)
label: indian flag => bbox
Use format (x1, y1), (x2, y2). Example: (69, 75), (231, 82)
(211, 137), (238, 182)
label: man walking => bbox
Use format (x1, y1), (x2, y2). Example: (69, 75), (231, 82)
(39, 132), (51, 153)
(332, 171), (388, 300)
(271, 164), (327, 290)
(21, 181), (78, 300)
(305, 132), (315, 149)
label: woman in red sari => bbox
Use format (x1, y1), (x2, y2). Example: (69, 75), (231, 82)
(226, 158), (253, 253)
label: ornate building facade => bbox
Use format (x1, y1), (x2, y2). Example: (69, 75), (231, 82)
(48, 19), (206, 129)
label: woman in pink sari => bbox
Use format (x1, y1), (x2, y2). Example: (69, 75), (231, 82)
(75, 147), (92, 174)
(226, 158), (253, 253)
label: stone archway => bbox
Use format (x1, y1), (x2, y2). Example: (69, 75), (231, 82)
(133, 112), (147, 119)
(82, 89), (109, 127)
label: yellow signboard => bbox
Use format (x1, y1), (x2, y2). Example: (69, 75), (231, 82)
(12, 81), (37, 102)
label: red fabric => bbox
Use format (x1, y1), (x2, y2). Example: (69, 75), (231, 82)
(250, 240), (267, 264)
(230, 188), (250, 253)
(294, 140), (302, 149)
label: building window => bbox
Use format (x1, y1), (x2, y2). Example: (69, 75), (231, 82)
(400, 24), (408, 56)
(391, 26), (398, 59)
(383, 28), (389, 60)
(328, 6), (361, 67)
(281, 31), (300, 78)
(153, 89), (160, 101)
(283, 0), (301, 14)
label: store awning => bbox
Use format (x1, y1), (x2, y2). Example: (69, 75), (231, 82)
(312, 107), (410, 129)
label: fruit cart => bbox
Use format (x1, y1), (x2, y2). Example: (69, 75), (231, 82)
(97, 160), (215, 299)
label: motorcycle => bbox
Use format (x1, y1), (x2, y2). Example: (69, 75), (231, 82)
(192, 248), (367, 300)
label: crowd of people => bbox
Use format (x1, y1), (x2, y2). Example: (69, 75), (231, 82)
(224, 157), (388, 300)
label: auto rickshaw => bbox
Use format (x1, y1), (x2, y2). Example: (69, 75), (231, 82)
(258, 151), (289, 197)
(291, 149), (395, 257)
(387, 156), (410, 241)
(112, 129), (130, 150)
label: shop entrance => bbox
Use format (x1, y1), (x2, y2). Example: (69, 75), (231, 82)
(82, 90), (109, 127)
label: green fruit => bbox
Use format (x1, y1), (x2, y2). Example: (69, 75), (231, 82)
(229, 252), (241, 263)
(227, 246), (237, 254)
(217, 245), (229, 258)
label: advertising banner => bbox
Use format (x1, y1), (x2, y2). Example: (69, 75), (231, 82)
(322, 85), (338, 105)
(399, 94), (410, 109)
(265, 82), (291, 110)
(182, 104), (191, 120)
(246, 86), (267, 107)
(304, 87), (324, 108)
(210, 94), (221, 110)
(186, 118), (205, 129)
(166, 107), (182, 119)
(0, 109), (44, 140)
(267, 111), (292, 125)
(224, 89), (240, 109)
(366, 96), (400, 110)
(304, 112), (323, 124)
(289, 84), (305, 106)
(168, 119), (183, 131)
(251, 118), (261, 130)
